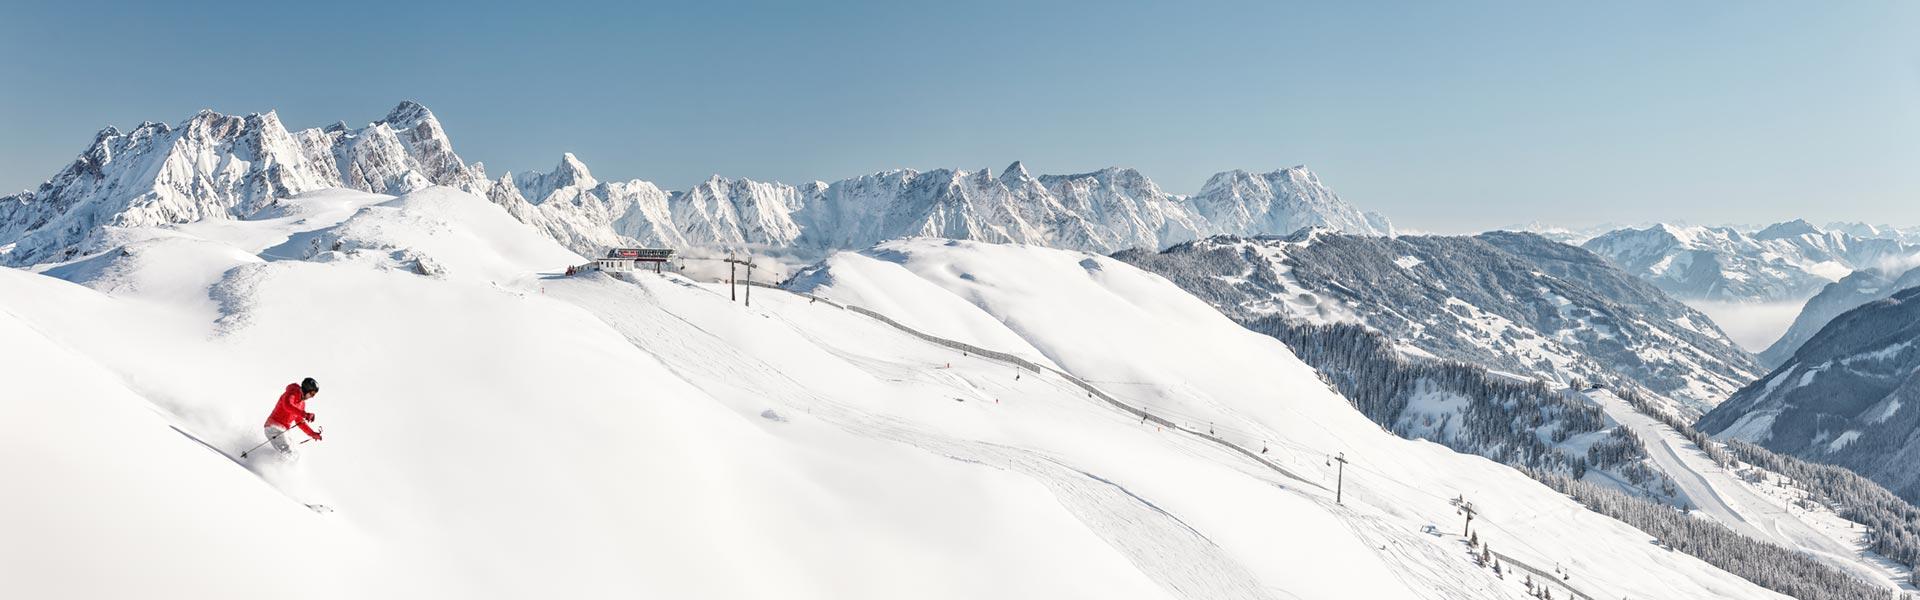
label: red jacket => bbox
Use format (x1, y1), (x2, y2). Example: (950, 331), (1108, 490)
(265, 383), (320, 437)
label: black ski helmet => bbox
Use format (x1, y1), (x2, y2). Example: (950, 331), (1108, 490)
(301, 377), (319, 395)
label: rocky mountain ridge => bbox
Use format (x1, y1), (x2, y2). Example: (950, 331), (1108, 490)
(1, 102), (1393, 266)
(1580, 221), (1917, 303)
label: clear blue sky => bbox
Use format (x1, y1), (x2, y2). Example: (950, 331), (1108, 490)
(4, 1), (1917, 233)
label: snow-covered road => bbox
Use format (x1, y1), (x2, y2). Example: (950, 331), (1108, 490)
(1589, 389), (1911, 592)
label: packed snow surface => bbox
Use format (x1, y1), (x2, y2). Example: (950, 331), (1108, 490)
(1585, 390), (1910, 590)
(793, 238), (1785, 599)
(2, 188), (1781, 599)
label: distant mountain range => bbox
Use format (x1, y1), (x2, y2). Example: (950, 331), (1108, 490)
(1576, 221), (1918, 303)
(1700, 286), (1920, 500)
(1498, 221), (1635, 245)
(1759, 265), (1920, 368)
(0, 101), (1391, 267)
(1823, 221), (1920, 245)
(1117, 231), (1761, 411)
(488, 152), (1393, 258)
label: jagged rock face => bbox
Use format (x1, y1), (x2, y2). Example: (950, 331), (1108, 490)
(1189, 167), (1394, 239)
(791, 165), (1084, 252)
(670, 176), (806, 248)
(484, 154), (676, 253)
(2, 102), (1399, 265)
(788, 162), (1388, 255)
(1116, 231), (1761, 410)
(1759, 266), (1920, 368)
(1036, 165), (1207, 251)
(1700, 286), (1920, 500)
(380, 101), (484, 191)
(1582, 221), (1919, 303)
(0, 102), (484, 266)
(1, 112), (323, 264)
(397, 153), (1397, 255)
(491, 158), (1394, 259)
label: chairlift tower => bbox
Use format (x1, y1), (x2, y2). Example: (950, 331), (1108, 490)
(724, 256), (758, 306)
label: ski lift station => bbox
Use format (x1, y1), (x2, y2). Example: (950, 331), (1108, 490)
(576, 247), (676, 275)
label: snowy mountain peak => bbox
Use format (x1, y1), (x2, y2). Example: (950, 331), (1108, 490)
(4, 103), (1403, 266)
(0, 102), (489, 266)
(1199, 168), (1251, 188)
(965, 166), (994, 188)
(1754, 218), (1822, 240)
(1646, 222), (1694, 241)
(998, 160), (1033, 185)
(382, 100), (434, 127)
(180, 109), (269, 139)
(1202, 165), (1315, 188)
(552, 153), (598, 189)
(1268, 164), (1319, 183)
(1190, 166), (1392, 238)
(1110, 166), (1163, 189)
(502, 153), (610, 209)
(130, 120), (170, 137)
(367, 101), (480, 191)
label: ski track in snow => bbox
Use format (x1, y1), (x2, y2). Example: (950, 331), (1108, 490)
(1590, 390), (1912, 592)
(546, 277), (1285, 600)
(543, 274), (1534, 600)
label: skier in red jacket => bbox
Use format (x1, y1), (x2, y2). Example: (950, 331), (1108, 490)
(263, 377), (323, 455)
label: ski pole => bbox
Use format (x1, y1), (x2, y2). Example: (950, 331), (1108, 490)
(240, 426), (322, 458)
(239, 429), (289, 458)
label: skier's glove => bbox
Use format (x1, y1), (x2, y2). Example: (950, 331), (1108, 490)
(305, 412), (317, 422)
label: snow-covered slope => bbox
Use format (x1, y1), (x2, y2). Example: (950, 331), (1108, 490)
(1583, 389), (1911, 591)
(1, 191), (1178, 598)
(791, 238), (1788, 600)
(1701, 286), (1920, 500)
(2, 187), (1784, 598)
(1581, 221), (1918, 303)
(1116, 231), (1760, 410)
(1110, 225), (1920, 593)
(1, 103), (1394, 268)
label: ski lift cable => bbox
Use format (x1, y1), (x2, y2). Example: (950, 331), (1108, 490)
(746, 284), (1580, 571)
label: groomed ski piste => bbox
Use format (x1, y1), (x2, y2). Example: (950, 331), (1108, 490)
(2, 186), (1788, 599)
(1584, 389), (1915, 591)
